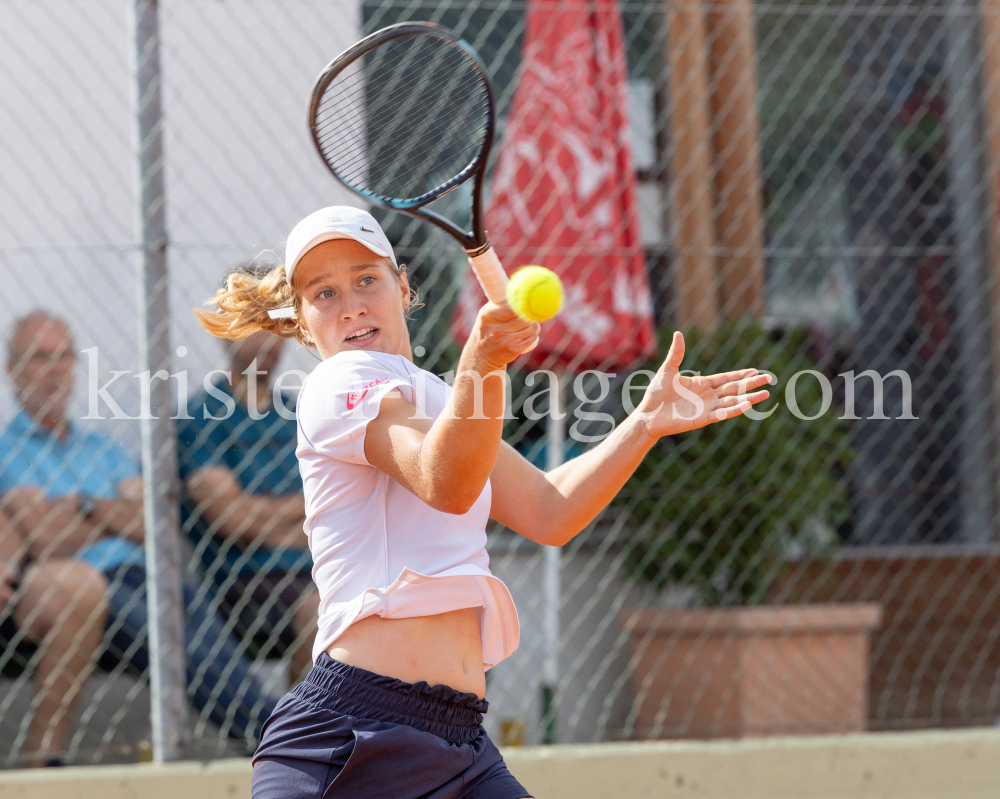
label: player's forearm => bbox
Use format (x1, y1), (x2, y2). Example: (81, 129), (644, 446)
(420, 356), (505, 514)
(535, 414), (656, 546)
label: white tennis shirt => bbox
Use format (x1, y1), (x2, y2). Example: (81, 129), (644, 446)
(296, 350), (520, 669)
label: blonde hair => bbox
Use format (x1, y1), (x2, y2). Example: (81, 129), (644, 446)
(195, 261), (419, 346)
(195, 264), (305, 343)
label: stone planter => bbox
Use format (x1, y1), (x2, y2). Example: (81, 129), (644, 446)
(772, 550), (1000, 729)
(621, 603), (882, 739)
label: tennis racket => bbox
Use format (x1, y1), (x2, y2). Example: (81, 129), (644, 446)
(307, 22), (511, 309)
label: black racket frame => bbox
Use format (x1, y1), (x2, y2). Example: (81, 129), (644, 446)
(308, 22), (497, 256)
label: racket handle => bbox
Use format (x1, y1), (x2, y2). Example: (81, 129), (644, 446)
(468, 246), (509, 305)
(467, 246), (538, 353)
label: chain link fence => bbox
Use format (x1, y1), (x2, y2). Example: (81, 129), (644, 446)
(1, 0), (1000, 767)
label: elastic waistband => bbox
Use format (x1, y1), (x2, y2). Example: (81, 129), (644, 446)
(293, 654), (488, 745)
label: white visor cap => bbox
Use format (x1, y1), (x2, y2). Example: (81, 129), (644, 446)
(285, 206), (397, 288)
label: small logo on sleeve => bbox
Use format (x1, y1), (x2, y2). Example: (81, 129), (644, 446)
(346, 378), (391, 410)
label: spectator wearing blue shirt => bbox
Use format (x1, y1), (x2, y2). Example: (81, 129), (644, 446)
(0, 312), (115, 766)
(0, 312), (275, 760)
(178, 321), (318, 683)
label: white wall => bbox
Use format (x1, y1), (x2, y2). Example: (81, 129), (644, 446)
(485, 537), (648, 745)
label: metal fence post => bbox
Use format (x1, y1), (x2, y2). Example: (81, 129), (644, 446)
(128, 0), (188, 761)
(541, 371), (565, 745)
(943, 0), (999, 541)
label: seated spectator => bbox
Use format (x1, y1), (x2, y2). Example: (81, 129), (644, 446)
(0, 311), (275, 761)
(179, 302), (317, 683)
(0, 313), (113, 766)
(0, 504), (106, 768)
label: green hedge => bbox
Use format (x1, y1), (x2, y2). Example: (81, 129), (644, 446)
(615, 322), (852, 605)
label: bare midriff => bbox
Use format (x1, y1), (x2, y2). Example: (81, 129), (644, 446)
(326, 607), (486, 698)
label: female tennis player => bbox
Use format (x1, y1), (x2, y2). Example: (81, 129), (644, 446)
(196, 206), (770, 799)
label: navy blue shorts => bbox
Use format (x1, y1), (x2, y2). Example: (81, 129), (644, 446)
(252, 654), (532, 799)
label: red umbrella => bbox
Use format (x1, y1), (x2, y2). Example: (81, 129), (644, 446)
(451, 0), (657, 372)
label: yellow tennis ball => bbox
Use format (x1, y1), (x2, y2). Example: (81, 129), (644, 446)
(506, 266), (563, 323)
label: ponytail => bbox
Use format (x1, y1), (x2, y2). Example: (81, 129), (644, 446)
(194, 264), (308, 345)
(196, 259), (421, 346)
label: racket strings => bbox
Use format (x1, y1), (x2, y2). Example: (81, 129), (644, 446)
(317, 81), (486, 193)
(318, 62), (485, 188)
(321, 39), (474, 131)
(367, 110), (486, 197)
(315, 49), (439, 132)
(313, 34), (490, 203)
(315, 65), (483, 161)
(343, 92), (487, 202)
(314, 66), (481, 175)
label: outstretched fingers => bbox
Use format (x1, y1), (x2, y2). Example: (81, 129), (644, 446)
(710, 389), (770, 419)
(660, 331), (685, 373)
(706, 367), (757, 389)
(712, 400), (753, 421)
(715, 372), (772, 397)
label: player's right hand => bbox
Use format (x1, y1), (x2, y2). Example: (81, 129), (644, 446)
(465, 301), (540, 370)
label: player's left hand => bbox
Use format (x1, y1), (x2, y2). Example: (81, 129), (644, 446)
(635, 331), (772, 439)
